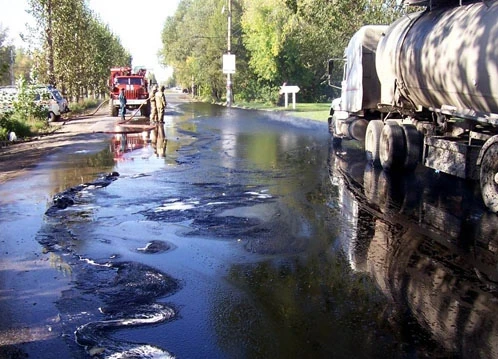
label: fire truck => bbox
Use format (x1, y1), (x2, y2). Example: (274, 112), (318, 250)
(109, 67), (150, 117)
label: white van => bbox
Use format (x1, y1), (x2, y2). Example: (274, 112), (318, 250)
(0, 85), (70, 121)
(34, 85), (70, 121)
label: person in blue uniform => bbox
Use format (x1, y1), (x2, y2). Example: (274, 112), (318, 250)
(119, 88), (127, 121)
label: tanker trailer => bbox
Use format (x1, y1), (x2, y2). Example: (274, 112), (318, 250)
(328, 0), (498, 213)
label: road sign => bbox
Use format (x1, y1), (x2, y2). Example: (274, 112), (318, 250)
(223, 54), (236, 74)
(279, 85), (300, 94)
(279, 85), (300, 109)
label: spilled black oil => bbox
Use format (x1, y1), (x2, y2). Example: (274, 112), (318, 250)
(20, 103), (498, 358)
(40, 173), (179, 358)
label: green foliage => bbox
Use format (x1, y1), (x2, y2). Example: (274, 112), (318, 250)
(0, 77), (52, 139)
(160, 0), (404, 104)
(26, 0), (131, 100)
(241, 0), (291, 83)
(160, 0), (233, 101)
(13, 77), (48, 122)
(0, 113), (31, 139)
(68, 97), (100, 115)
(0, 26), (14, 86)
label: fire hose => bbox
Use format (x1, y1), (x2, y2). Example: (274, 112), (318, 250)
(84, 98), (110, 116)
(119, 93), (168, 124)
(82, 98), (146, 123)
(84, 95), (166, 124)
(119, 99), (149, 124)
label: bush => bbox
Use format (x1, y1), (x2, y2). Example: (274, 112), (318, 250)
(0, 78), (51, 140)
(69, 98), (100, 115)
(236, 79), (280, 105)
(13, 77), (49, 123)
(0, 126), (7, 141)
(0, 112), (32, 138)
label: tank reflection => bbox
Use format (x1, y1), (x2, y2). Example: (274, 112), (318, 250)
(329, 143), (498, 358)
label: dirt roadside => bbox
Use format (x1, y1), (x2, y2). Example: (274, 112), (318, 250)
(0, 93), (192, 184)
(0, 111), (117, 184)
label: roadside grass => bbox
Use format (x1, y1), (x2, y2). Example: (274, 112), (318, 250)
(69, 98), (102, 116)
(234, 101), (331, 122)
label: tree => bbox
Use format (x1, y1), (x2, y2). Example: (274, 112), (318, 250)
(241, 0), (291, 83)
(0, 26), (15, 86)
(160, 0), (226, 100)
(27, 0), (130, 100)
(13, 49), (34, 82)
(161, 0), (404, 103)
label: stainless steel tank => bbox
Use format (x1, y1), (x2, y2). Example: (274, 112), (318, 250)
(377, 2), (498, 116)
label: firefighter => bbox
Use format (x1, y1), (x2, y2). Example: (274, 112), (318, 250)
(155, 85), (167, 123)
(119, 88), (127, 121)
(149, 85), (158, 124)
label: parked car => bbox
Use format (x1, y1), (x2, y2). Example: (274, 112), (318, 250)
(33, 85), (70, 121)
(0, 84), (70, 121)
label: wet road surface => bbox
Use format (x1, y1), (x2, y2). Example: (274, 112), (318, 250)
(1, 101), (498, 358)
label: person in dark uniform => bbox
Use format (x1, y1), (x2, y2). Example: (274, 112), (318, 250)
(119, 88), (127, 121)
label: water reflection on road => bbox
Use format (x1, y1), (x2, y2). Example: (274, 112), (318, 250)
(330, 144), (498, 359)
(3, 102), (498, 358)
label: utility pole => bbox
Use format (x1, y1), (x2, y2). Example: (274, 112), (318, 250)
(226, 0), (232, 107)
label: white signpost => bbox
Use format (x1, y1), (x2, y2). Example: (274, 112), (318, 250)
(223, 54), (236, 74)
(223, 54), (236, 107)
(279, 85), (300, 109)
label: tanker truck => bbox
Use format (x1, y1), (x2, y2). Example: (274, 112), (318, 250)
(327, 0), (498, 213)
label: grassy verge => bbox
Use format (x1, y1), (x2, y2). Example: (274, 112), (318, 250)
(68, 98), (102, 116)
(234, 101), (331, 122)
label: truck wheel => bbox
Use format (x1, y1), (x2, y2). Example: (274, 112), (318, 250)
(379, 122), (406, 171)
(480, 142), (498, 212)
(365, 120), (384, 166)
(402, 124), (421, 171)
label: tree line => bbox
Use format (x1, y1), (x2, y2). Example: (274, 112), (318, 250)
(160, 0), (404, 103)
(0, 0), (406, 104)
(0, 0), (130, 101)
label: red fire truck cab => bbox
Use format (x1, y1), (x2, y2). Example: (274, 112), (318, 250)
(109, 67), (150, 117)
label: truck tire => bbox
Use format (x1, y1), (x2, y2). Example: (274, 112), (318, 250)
(379, 122), (406, 171)
(348, 118), (368, 141)
(401, 124), (421, 171)
(480, 142), (498, 213)
(365, 120), (384, 166)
